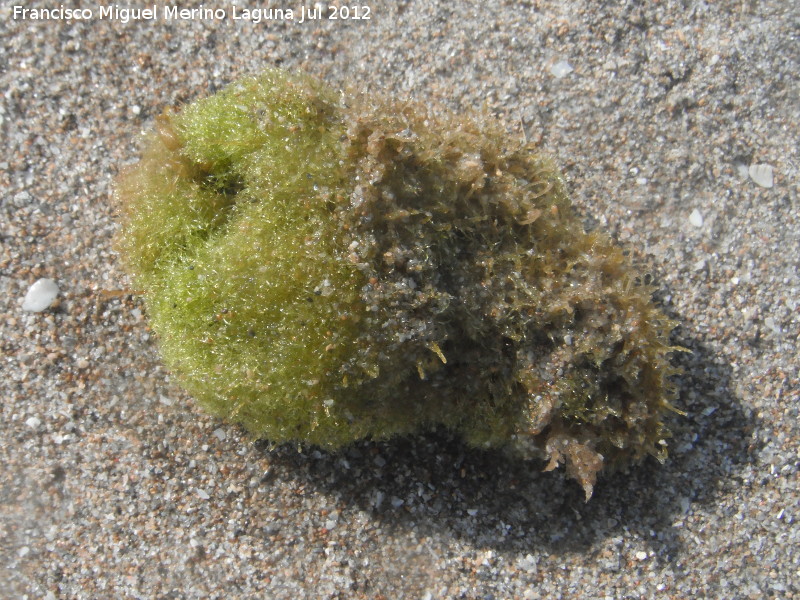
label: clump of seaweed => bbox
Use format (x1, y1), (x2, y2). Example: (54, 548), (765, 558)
(115, 69), (682, 499)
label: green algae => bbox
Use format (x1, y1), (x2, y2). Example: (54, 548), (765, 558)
(115, 69), (682, 499)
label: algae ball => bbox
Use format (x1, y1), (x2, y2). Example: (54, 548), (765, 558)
(116, 69), (681, 499)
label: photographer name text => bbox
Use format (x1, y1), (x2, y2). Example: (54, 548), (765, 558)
(12, 4), (371, 25)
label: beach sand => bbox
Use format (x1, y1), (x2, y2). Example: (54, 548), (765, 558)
(2, 2), (797, 598)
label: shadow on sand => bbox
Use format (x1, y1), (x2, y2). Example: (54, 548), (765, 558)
(257, 323), (757, 560)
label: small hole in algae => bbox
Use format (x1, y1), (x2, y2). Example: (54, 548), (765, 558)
(201, 171), (245, 198)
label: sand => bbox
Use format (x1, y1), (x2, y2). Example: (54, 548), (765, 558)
(2, 1), (798, 598)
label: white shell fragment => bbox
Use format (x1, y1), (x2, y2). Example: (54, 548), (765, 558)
(748, 163), (774, 188)
(736, 163), (750, 179)
(550, 60), (574, 78)
(689, 209), (704, 228)
(22, 278), (59, 312)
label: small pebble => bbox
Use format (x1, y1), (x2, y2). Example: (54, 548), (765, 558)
(518, 554), (538, 573)
(689, 209), (704, 228)
(25, 416), (41, 429)
(764, 316), (781, 334)
(550, 60), (574, 78)
(736, 163), (750, 178)
(680, 497), (691, 514)
(21, 278), (59, 312)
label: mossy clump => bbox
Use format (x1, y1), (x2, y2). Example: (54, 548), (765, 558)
(116, 69), (681, 499)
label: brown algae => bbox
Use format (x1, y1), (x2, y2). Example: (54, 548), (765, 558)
(115, 69), (682, 499)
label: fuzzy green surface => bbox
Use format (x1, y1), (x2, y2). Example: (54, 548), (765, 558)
(117, 71), (373, 447)
(116, 69), (680, 497)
